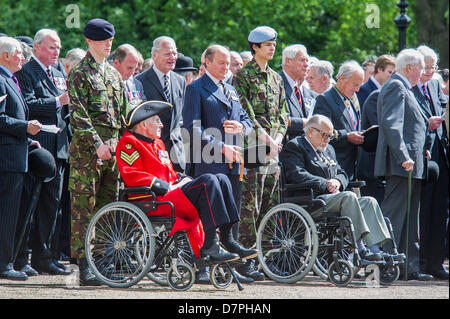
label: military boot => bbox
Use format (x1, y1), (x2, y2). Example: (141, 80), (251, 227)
(78, 258), (102, 286)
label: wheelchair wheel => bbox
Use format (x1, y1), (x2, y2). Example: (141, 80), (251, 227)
(210, 263), (233, 289)
(379, 264), (400, 285)
(147, 230), (194, 286)
(328, 259), (354, 287)
(167, 262), (195, 291)
(85, 201), (155, 288)
(257, 203), (318, 283)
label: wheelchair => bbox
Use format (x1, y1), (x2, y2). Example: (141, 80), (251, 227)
(256, 163), (404, 287)
(85, 185), (245, 291)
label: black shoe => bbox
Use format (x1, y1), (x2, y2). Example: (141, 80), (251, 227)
(78, 259), (102, 286)
(19, 265), (38, 276)
(235, 259), (265, 281)
(52, 259), (67, 271)
(359, 249), (383, 262)
(0, 269), (28, 281)
(408, 272), (434, 281)
(381, 251), (406, 262)
(32, 261), (71, 275)
(195, 271), (210, 284)
(232, 270), (254, 284)
(201, 239), (240, 263)
(221, 239), (259, 259)
(429, 269), (449, 280)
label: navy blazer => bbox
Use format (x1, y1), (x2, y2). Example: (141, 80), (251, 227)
(313, 87), (360, 180)
(280, 71), (317, 139)
(182, 74), (253, 177)
(357, 77), (378, 107)
(136, 66), (186, 170)
(0, 68), (31, 173)
(15, 58), (69, 160)
(280, 135), (348, 196)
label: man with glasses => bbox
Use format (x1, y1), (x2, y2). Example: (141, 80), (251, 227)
(280, 114), (402, 262)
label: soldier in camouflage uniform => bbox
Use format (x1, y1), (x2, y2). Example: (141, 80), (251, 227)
(67, 19), (129, 285)
(232, 26), (290, 251)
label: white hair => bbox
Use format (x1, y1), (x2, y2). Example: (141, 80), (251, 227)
(395, 48), (424, 72)
(34, 28), (60, 45)
(282, 44), (308, 66)
(336, 60), (364, 80)
(0, 36), (22, 56)
(311, 60), (334, 80)
(151, 36), (176, 56)
(304, 114), (334, 132)
(64, 48), (86, 69)
(417, 45), (439, 64)
(240, 51), (252, 61)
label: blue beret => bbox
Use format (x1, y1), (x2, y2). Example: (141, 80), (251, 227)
(83, 18), (115, 41)
(126, 100), (173, 128)
(248, 26), (277, 43)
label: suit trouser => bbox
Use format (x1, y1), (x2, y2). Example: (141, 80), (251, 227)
(317, 191), (391, 247)
(381, 175), (422, 274)
(181, 173), (239, 233)
(0, 172), (24, 272)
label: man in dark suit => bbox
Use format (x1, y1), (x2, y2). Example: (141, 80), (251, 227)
(135, 36), (186, 172)
(280, 115), (398, 260)
(14, 29), (70, 276)
(374, 48), (433, 281)
(0, 36), (41, 281)
(313, 60), (365, 181)
(280, 44), (317, 141)
(413, 45), (449, 280)
(183, 44), (257, 281)
(357, 55), (395, 107)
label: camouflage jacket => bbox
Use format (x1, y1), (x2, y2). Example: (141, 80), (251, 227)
(232, 59), (289, 140)
(67, 51), (129, 154)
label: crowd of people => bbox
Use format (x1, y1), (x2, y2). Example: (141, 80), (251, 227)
(0, 17), (448, 287)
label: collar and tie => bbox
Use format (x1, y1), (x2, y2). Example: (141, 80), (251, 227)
(219, 80), (232, 103)
(11, 75), (21, 93)
(422, 83), (431, 103)
(294, 84), (303, 112)
(163, 74), (171, 102)
(46, 68), (54, 82)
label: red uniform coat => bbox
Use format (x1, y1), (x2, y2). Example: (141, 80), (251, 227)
(116, 131), (204, 257)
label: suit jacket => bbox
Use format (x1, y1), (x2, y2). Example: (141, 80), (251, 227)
(412, 79), (448, 167)
(357, 77), (378, 107)
(182, 73), (253, 177)
(374, 73), (428, 179)
(357, 89), (380, 180)
(15, 58), (69, 160)
(313, 87), (360, 180)
(0, 68), (31, 172)
(280, 71), (317, 139)
(135, 66), (186, 171)
(279, 135), (348, 196)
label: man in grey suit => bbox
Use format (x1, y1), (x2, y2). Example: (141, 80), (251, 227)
(135, 36), (186, 172)
(374, 48), (433, 281)
(313, 61), (365, 181)
(280, 44), (317, 142)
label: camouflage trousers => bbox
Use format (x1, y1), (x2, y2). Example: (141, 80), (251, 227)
(239, 163), (280, 248)
(69, 156), (119, 259)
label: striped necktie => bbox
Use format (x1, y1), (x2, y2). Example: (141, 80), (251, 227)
(294, 84), (303, 112)
(344, 99), (358, 130)
(422, 83), (431, 103)
(11, 75), (21, 93)
(163, 74), (171, 102)
(219, 80), (232, 103)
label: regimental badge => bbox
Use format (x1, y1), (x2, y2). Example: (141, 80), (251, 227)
(125, 143), (132, 150)
(120, 149), (140, 166)
(54, 77), (67, 91)
(158, 150), (170, 165)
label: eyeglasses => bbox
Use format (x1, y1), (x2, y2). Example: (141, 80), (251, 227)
(424, 65), (438, 71)
(311, 127), (334, 141)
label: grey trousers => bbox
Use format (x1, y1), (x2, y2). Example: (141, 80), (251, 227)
(317, 191), (391, 247)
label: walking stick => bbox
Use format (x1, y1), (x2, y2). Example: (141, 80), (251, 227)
(403, 170), (412, 281)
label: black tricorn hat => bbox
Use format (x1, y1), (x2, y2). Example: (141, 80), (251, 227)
(125, 100), (173, 128)
(360, 125), (379, 152)
(174, 55), (197, 72)
(28, 147), (56, 182)
(241, 144), (271, 169)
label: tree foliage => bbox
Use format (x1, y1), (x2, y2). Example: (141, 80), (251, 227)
(0, 0), (447, 72)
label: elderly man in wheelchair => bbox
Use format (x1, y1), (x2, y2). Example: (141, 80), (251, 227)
(270, 114), (405, 285)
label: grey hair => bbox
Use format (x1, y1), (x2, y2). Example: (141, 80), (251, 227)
(151, 36), (176, 56)
(304, 114), (333, 132)
(204, 44), (230, 62)
(336, 60), (364, 80)
(239, 51), (252, 61)
(311, 60), (334, 80)
(395, 48), (424, 72)
(34, 28), (59, 45)
(417, 45), (439, 64)
(282, 44), (307, 66)
(64, 48), (86, 69)
(0, 36), (22, 56)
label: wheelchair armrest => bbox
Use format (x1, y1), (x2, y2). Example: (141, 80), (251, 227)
(119, 186), (156, 201)
(283, 184), (314, 205)
(348, 180), (366, 188)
